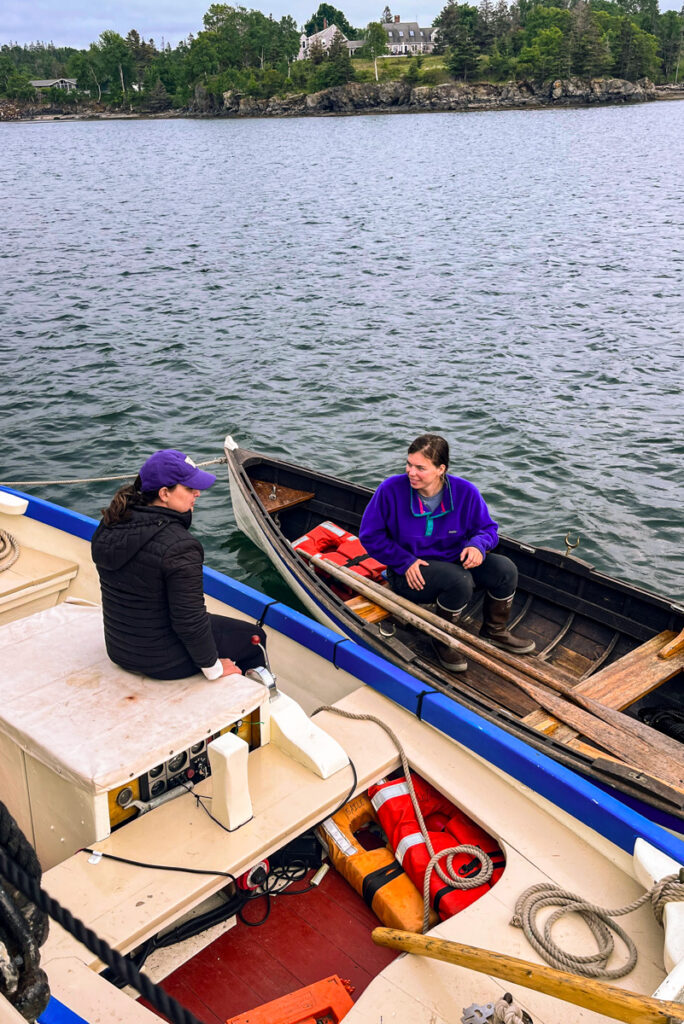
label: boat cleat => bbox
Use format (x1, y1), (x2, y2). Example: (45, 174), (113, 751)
(461, 1003), (494, 1023)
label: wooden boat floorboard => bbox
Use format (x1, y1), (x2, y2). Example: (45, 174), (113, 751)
(145, 868), (397, 1022)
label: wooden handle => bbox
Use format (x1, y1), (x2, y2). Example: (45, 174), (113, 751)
(659, 628), (684, 660)
(371, 928), (684, 1024)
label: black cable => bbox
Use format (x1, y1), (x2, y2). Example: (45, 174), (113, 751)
(238, 890), (271, 927)
(321, 757), (358, 822)
(81, 847), (237, 882)
(0, 848), (209, 1024)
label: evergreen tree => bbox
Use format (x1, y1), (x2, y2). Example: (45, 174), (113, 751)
(305, 3), (357, 37)
(436, 3), (480, 76)
(308, 36), (326, 63)
(326, 28), (355, 83)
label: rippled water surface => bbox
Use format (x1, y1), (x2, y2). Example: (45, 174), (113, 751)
(2, 104), (683, 602)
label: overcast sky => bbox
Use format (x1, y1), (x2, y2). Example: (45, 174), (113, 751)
(1, 0), (679, 50)
(1, 0), (436, 49)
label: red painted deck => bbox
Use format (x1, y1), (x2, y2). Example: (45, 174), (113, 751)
(141, 866), (398, 1024)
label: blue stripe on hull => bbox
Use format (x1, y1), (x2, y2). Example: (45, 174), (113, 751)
(38, 997), (89, 1023)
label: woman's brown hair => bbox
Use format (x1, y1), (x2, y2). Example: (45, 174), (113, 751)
(101, 475), (161, 525)
(408, 434), (449, 470)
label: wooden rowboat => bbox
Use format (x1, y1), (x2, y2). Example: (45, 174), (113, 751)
(224, 436), (684, 831)
(1, 483), (684, 1024)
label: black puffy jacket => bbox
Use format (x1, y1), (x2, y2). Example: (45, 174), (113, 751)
(91, 505), (218, 677)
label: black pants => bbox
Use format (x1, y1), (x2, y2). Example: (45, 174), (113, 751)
(160, 615), (267, 680)
(387, 552), (517, 613)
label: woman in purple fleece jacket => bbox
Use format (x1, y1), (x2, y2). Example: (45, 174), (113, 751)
(359, 434), (535, 672)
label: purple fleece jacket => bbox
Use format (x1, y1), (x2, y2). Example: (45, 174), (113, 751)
(359, 473), (499, 574)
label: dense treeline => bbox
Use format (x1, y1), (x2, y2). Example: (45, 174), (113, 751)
(0, 0), (682, 110)
(435, 0), (683, 83)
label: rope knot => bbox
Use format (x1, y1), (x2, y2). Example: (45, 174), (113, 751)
(493, 995), (526, 1024)
(649, 873), (684, 925)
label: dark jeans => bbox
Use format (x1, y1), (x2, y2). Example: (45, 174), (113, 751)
(387, 552), (517, 613)
(161, 614), (267, 680)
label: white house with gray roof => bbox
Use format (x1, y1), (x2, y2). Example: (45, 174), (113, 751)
(298, 24), (358, 60)
(29, 78), (78, 92)
(383, 16), (436, 54)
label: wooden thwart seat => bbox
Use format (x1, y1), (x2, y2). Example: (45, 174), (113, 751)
(345, 594), (391, 623)
(253, 479), (314, 515)
(523, 629), (684, 738)
(0, 545), (78, 625)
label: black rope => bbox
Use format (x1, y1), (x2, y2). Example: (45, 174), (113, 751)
(330, 636), (350, 669)
(415, 689), (433, 721)
(0, 848), (210, 1024)
(256, 600), (279, 627)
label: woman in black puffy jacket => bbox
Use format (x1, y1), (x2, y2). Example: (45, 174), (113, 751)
(91, 448), (267, 681)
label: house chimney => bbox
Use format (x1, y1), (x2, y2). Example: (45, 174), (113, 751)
(323, 16), (327, 27)
(394, 14), (400, 21)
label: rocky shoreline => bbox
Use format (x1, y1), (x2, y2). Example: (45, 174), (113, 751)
(219, 76), (662, 117)
(3, 77), (682, 123)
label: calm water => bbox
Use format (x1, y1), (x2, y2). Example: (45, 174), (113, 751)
(2, 104), (683, 603)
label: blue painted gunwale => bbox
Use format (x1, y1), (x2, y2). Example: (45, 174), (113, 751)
(38, 997), (89, 1023)
(6, 486), (684, 868)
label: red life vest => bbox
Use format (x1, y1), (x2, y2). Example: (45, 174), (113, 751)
(368, 774), (505, 921)
(292, 521), (386, 582)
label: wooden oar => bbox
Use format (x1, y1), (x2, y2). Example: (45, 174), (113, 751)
(371, 928), (684, 1024)
(318, 556), (683, 759)
(303, 554), (684, 790)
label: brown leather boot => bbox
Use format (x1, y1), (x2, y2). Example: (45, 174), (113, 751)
(432, 602), (468, 673)
(480, 593), (536, 654)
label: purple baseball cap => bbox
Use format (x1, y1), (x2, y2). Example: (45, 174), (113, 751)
(139, 450), (217, 492)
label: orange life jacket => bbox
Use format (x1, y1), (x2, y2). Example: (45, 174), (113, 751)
(292, 521), (386, 582)
(368, 774), (505, 921)
(317, 792), (437, 933)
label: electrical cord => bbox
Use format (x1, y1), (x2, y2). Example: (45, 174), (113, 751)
(82, 848), (237, 882)
(82, 756), (360, 977)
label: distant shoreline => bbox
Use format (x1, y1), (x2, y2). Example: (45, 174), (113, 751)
(3, 78), (683, 124)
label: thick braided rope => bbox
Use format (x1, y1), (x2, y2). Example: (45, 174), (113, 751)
(0, 530), (19, 572)
(0, 847), (209, 1024)
(494, 996), (526, 1023)
(313, 705), (493, 933)
(511, 875), (684, 979)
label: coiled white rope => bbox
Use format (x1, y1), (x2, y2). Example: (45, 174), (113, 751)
(511, 874), (684, 979)
(0, 530), (19, 572)
(0, 457), (227, 488)
(313, 705), (493, 933)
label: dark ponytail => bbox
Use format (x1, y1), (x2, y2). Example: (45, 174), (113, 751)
(101, 475), (160, 525)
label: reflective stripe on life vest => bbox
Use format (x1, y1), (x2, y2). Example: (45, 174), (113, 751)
(370, 780), (409, 812)
(316, 792), (436, 933)
(292, 521), (386, 582)
(368, 773), (505, 923)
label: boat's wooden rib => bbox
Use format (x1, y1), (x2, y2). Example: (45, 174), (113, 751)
(537, 609), (576, 661)
(508, 592), (533, 630)
(578, 631), (620, 681)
